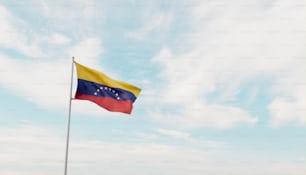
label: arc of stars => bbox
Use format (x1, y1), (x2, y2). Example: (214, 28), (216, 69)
(94, 86), (121, 100)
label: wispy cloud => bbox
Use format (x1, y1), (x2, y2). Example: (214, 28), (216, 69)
(0, 36), (104, 113)
(0, 123), (304, 175)
(145, 0), (306, 128)
(148, 48), (258, 129)
(126, 11), (173, 40)
(0, 5), (45, 57)
(0, 0), (305, 130)
(156, 128), (190, 139)
(45, 33), (71, 45)
(0, 1), (305, 175)
(37, 0), (104, 31)
(0, 3), (132, 117)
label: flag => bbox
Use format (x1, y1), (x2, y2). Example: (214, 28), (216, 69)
(74, 61), (141, 114)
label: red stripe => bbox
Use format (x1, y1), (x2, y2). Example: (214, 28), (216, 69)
(74, 93), (133, 114)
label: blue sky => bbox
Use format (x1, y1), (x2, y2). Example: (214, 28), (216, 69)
(0, 0), (305, 174)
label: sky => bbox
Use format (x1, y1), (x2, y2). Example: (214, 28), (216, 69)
(0, 0), (305, 174)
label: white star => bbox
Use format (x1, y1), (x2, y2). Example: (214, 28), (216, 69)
(104, 87), (107, 90)
(117, 97), (120, 100)
(100, 86), (103, 90)
(115, 93), (118, 96)
(94, 92), (98, 95)
(97, 89), (100, 92)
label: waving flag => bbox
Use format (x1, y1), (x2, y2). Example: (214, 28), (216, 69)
(74, 61), (141, 114)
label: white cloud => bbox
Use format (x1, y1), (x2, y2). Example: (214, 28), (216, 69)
(149, 48), (258, 129)
(0, 37), (104, 115)
(46, 33), (71, 45)
(36, 0), (104, 32)
(268, 62), (306, 126)
(1, 0), (305, 130)
(147, 0), (306, 128)
(0, 125), (64, 175)
(155, 128), (229, 149)
(0, 5), (45, 57)
(39, 0), (101, 21)
(150, 100), (257, 130)
(268, 96), (306, 127)
(0, 124), (304, 175)
(156, 128), (190, 139)
(0, 2), (119, 117)
(0, 55), (70, 107)
(67, 38), (103, 65)
(0, 4), (124, 116)
(0, 124), (213, 175)
(0, 29), (126, 117)
(0, 4), (74, 58)
(126, 11), (173, 40)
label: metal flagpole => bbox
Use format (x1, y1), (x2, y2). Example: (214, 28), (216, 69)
(64, 56), (75, 175)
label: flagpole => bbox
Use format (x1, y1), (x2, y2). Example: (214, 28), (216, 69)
(64, 56), (75, 175)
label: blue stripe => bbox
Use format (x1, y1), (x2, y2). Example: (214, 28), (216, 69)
(76, 79), (137, 102)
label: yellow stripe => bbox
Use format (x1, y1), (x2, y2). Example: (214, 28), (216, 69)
(74, 61), (141, 97)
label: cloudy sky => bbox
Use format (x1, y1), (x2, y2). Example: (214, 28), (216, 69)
(0, 0), (305, 174)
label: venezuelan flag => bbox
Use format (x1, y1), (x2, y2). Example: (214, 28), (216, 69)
(74, 61), (141, 114)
